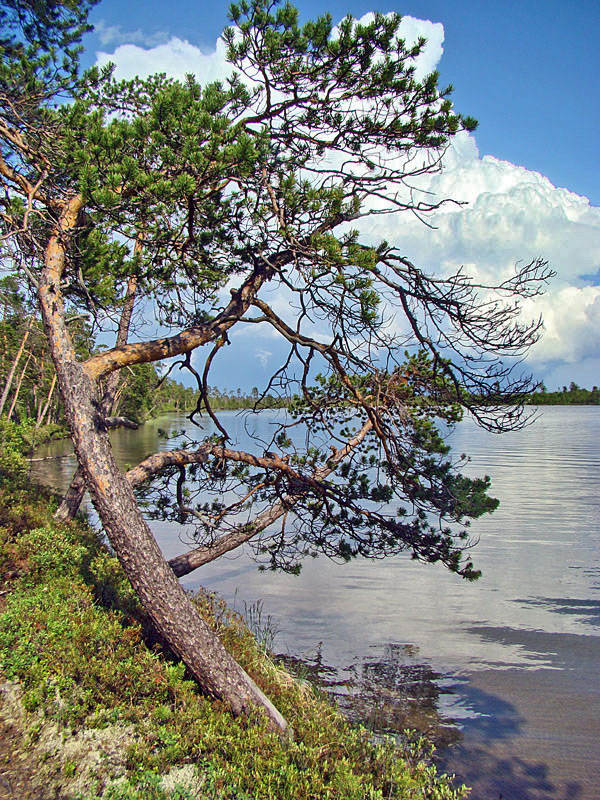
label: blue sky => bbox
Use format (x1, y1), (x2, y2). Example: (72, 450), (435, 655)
(80, 0), (600, 390)
(84, 0), (599, 205)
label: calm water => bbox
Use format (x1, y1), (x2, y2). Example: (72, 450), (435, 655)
(33, 406), (600, 800)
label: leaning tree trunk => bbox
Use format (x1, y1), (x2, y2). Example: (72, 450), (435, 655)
(6, 352), (31, 420)
(36, 373), (57, 427)
(40, 198), (288, 735)
(0, 317), (32, 416)
(55, 271), (139, 521)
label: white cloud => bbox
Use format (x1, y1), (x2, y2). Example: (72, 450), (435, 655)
(254, 349), (272, 368)
(94, 20), (170, 48)
(95, 14), (600, 380)
(96, 37), (231, 83)
(396, 15), (444, 81)
(521, 286), (600, 364)
(362, 131), (600, 370)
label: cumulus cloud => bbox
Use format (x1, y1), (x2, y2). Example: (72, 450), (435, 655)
(521, 287), (600, 364)
(94, 20), (170, 48)
(95, 14), (600, 381)
(96, 37), (231, 83)
(361, 131), (600, 370)
(365, 132), (600, 273)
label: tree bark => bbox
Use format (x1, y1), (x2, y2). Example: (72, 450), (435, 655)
(41, 198), (288, 736)
(55, 273), (138, 521)
(53, 469), (87, 521)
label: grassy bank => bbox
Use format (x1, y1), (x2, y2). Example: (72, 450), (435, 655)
(0, 479), (467, 799)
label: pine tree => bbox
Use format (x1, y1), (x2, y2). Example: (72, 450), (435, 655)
(1, 0), (553, 730)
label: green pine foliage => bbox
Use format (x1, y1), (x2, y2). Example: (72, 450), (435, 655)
(0, 417), (33, 485)
(0, 1), (558, 746)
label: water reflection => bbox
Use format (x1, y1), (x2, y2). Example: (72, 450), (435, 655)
(516, 596), (600, 627)
(439, 626), (600, 798)
(279, 642), (462, 748)
(31, 406), (600, 800)
(441, 744), (584, 800)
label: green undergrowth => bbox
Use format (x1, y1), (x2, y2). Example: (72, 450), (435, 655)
(0, 483), (468, 799)
(0, 418), (67, 486)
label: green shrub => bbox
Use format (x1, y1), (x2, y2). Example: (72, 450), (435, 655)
(0, 485), (467, 799)
(0, 417), (34, 485)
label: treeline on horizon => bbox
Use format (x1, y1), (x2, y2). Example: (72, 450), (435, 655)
(0, 275), (282, 432)
(3, 273), (597, 428)
(526, 381), (600, 405)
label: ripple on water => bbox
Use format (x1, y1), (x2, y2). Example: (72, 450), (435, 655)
(32, 406), (600, 800)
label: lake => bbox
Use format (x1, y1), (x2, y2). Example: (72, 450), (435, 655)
(32, 405), (600, 800)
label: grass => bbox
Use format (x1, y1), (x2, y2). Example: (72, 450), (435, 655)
(0, 480), (468, 799)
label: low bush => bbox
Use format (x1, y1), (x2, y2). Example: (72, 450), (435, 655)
(0, 484), (467, 799)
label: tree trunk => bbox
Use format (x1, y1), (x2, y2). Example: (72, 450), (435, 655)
(55, 273), (138, 520)
(0, 317), (32, 416)
(54, 469), (87, 521)
(7, 352), (31, 420)
(40, 199), (288, 736)
(36, 373), (57, 427)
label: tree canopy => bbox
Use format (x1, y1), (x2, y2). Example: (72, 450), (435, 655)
(0, 0), (552, 731)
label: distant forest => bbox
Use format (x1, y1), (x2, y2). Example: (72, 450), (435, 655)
(0, 276), (281, 433)
(3, 274), (598, 427)
(526, 382), (600, 405)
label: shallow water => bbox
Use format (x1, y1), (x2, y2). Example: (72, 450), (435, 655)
(32, 406), (600, 800)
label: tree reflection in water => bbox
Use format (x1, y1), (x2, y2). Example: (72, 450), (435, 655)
(277, 642), (461, 749)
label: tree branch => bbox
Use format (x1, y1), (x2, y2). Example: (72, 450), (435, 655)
(124, 419), (373, 578)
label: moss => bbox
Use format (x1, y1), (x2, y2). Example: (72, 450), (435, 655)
(0, 484), (468, 799)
